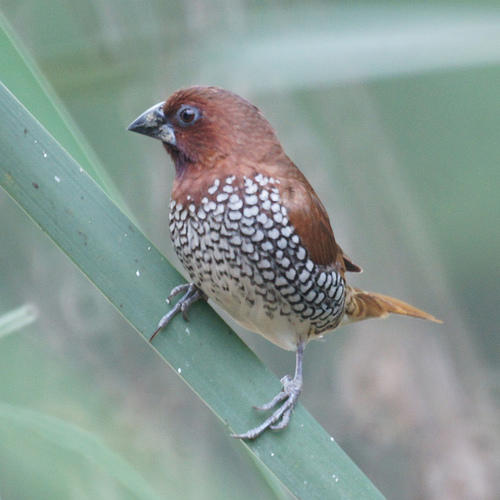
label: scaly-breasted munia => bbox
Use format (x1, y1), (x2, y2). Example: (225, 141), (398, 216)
(128, 86), (440, 439)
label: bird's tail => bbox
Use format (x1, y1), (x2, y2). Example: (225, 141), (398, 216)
(344, 286), (441, 324)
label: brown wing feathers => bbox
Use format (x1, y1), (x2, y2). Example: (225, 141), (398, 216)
(278, 162), (439, 324)
(279, 164), (358, 273)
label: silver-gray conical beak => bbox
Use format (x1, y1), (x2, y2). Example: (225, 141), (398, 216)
(127, 101), (176, 145)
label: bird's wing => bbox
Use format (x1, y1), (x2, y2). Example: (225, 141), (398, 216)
(342, 253), (362, 273)
(278, 164), (361, 274)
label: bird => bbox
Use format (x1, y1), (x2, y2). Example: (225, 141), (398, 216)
(128, 86), (440, 440)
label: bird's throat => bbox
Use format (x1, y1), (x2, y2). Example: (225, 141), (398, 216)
(163, 143), (194, 179)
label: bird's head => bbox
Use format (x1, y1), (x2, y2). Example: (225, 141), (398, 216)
(128, 86), (283, 177)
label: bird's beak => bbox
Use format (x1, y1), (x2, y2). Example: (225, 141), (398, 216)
(127, 101), (176, 146)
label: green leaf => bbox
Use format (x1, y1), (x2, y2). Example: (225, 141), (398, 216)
(0, 83), (384, 499)
(0, 12), (127, 209)
(0, 402), (162, 500)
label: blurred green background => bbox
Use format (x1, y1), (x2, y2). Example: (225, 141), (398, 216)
(1, 1), (499, 499)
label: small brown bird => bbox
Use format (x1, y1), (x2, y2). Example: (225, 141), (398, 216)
(128, 86), (440, 439)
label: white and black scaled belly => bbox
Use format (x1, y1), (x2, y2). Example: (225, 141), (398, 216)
(169, 173), (345, 350)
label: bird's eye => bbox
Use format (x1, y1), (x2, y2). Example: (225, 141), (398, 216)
(176, 105), (200, 126)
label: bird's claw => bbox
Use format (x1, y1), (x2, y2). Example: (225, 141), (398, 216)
(270, 408), (292, 430)
(150, 283), (206, 342)
(166, 283), (191, 304)
(231, 374), (302, 440)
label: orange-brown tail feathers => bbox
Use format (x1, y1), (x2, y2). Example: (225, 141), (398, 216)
(344, 286), (441, 324)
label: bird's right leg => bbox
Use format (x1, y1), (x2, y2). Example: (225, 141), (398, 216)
(232, 341), (305, 439)
(150, 283), (206, 341)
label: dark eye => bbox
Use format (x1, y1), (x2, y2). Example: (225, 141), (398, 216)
(176, 105), (201, 126)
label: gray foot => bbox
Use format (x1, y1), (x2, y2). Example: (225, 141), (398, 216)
(150, 283), (206, 341)
(232, 342), (305, 440)
(231, 374), (303, 439)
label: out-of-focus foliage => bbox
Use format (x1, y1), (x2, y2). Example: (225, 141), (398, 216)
(1, 1), (499, 499)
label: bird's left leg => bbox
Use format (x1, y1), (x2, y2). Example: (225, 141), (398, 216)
(232, 340), (305, 440)
(150, 283), (206, 341)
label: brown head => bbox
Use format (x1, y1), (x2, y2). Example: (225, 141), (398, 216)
(128, 86), (284, 177)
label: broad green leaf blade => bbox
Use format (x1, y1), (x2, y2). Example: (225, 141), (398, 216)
(0, 13), (127, 209)
(0, 83), (384, 499)
(0, 402), (162, 500)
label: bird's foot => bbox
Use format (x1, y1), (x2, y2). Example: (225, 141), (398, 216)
(150, 283), (206, 341)
(231, 373), (303, 440)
